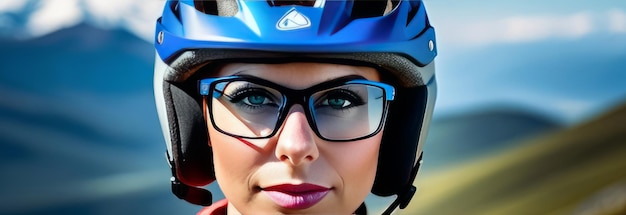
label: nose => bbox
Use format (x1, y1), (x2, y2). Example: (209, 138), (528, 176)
(274, 105), (319, 166)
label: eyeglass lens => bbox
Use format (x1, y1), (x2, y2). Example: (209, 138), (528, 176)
(209, 80), (387, 141)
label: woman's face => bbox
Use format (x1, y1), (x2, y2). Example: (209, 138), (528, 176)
(206, 62), (383, 214)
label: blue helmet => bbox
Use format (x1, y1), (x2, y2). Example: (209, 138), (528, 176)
(153, 0), (437, 213)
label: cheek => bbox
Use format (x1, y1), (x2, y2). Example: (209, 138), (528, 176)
(325, 134), (381, 203)
(208, 127), (261, 199)
(345, 141), (380, 185)
(210, 132), (238, 182)
(335, 143), (379, 177)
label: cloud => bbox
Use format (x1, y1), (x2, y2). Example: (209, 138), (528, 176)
(608, 8), (626, 33)
(83, 0), (135, 27)
(437, 10), (626, 48)
(82, 0), (164, 41)
(501, 12), (593, 42)
(0, 1), (27, 13)
(27, 0), (82, 37)
(0, 0), (164, 41)
(119, 1), (165, 42)
(438, 12), (594, 46)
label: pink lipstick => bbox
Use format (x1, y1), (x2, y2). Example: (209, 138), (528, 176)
(262, 183), (331, 209)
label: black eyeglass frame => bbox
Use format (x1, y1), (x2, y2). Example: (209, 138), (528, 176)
(199, 75), (396, 142)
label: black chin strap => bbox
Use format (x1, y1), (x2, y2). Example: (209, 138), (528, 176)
(168, 152), (213, 206)
(381, 153), (423, 215)
(381, 185), (417, 215)
(171, 177), (213, 206)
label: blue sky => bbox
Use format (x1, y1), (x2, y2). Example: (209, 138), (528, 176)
(1, 0), (625, 124)
(425, 0), (626, 52)
(425, 0), (626, 123)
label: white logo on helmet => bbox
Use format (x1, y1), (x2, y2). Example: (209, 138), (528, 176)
(276, 8), (311, 30)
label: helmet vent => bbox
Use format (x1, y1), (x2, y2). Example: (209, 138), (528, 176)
(194, 0), (218, 15)
(268, 0), (317, 7)
(194, 0), (239, 16)
(170, 1), (181, 20)
(406, 1), (420, 25)
(352, 0), (399, 19)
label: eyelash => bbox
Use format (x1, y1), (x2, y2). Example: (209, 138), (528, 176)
(228, 86), (277, 109)
(225, 83), (365, 111)
(316, 89), (365, 109)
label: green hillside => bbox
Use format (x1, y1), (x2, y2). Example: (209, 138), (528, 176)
(402, 102), (626, 215)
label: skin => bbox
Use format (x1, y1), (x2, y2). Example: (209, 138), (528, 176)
(205, 62), (384, 215)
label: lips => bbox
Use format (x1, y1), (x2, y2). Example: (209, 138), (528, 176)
(262, 183), (331, 209)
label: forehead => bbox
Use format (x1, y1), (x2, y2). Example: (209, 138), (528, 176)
(216, 62), (380, 89)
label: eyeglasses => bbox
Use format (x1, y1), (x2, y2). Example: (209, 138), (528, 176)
(199, 75), (395, 142)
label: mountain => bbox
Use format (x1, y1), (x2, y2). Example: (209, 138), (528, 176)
(0, 23), (161, 157)
(403, 101), (626, 215)
(0, 23), (153, 96)
(422, 105), (562, 172)
(0, 0), (162, 42)
(0, 1), (39, 39)
(435, 32), (626, 123)
(0, 23), (206, 215)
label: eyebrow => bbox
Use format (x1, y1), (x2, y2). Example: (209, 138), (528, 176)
(229, 70), (369, 87)
(232, 74), (367, 90)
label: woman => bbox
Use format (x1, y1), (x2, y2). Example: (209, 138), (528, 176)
(153, 0), (437, 214)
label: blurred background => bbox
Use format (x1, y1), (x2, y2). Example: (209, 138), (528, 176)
(0, 0), (625, 214)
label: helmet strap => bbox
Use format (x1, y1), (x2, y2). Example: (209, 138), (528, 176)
(168, 153), (213, 206)
(381, 185), (417, 215)
(170, 177), (213, 206)
(381, 152), (423, 214)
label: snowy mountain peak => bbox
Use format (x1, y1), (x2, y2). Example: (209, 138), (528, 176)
(0, 0), (164, 42)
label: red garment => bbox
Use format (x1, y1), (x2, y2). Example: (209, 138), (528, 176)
(197, 199), (228, 215)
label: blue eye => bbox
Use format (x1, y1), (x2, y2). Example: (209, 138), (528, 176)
(319, 89), (363, 110)
(244, 94), (271, 106)
(228, 88), (278, 111)
(325, 98), (351, 109)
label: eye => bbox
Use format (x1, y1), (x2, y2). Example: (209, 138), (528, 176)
(229, 88), (278, 109)
(319, 89), (363, 109)
(324, 97), (351, 109)
(243, 94), (272, 106)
